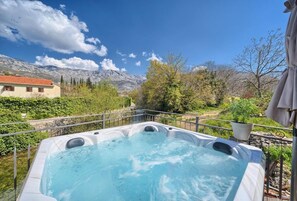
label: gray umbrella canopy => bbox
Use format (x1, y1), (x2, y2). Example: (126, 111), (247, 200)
(266, 0), (297, 127)
(266, 1), (297, 200)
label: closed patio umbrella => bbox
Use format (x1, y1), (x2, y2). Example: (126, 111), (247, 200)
(266, 0), (297, 200)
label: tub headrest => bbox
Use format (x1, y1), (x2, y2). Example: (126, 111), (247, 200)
(213, 141), (232, 155)
(66, 137), (85, 149)
(144, 125), (159, 132)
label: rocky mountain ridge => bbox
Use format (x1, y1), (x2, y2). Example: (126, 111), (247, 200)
(0, 55), (145, 91)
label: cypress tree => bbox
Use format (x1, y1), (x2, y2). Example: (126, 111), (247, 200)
(86, 77), (92, 88)
(60, 75), (64, 84)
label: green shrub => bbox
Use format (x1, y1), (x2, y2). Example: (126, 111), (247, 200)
(0, 110), (48, 156)
(0, 83), (129, 155)
(252, 93), (273, 114)
(229, 99), (258, 123)
(263, 145), (292, 166)
(0, 95), (128, 120)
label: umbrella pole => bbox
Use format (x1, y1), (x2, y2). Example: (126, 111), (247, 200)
(291, 125), (297, 201)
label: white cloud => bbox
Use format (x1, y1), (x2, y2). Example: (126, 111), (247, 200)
(100, 58), (120, 71)
(129, 53), (136, 58)
(147, 53), (163, 62)
(35, 55), (99, 71)
(59, 4), (65, 10)
(122, 58), (127, 64)
(192, 66), (207, 72)
(116, 50), (126, 57)
(142, 51), (147, 57)
(120, 68), (127, 72)
(93, 45), (107, 56)
(0, 0), (107, 56)
(86, 37), (100, 45)
(135, 61), (141, 66)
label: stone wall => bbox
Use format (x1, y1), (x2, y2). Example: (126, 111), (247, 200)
(249, 132), (292, 198)
(249, 132), (292, 148)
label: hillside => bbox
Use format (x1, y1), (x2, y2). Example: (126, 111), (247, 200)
(0, 55), (145, 91)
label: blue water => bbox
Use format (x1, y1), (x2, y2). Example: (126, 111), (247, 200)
(41, 132), (248, 201)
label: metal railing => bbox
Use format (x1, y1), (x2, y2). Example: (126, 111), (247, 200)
(0, 109), (293, 200)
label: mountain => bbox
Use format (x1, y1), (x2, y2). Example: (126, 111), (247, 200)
(0, 55), (146, 91)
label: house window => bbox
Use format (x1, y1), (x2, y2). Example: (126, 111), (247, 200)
(38, 88), (44, 93)
(26, 87), (33, 92)
(4, 86), (14, 91)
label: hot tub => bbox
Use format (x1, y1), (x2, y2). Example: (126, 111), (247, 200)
(18, 122), (265, 201)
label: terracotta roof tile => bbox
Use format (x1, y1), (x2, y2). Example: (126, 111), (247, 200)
(0, 76), (54, 87)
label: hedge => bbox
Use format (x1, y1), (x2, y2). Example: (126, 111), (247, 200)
(0, 96), (130, 119)
(0, 109), (48, 156)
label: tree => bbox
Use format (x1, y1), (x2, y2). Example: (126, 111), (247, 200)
(208, 71), (227, 105)
(198, 61), (248, 98)
(60, 75), (64, 84)
(79, 78), (85, 85)
(60, 75), (65, 96)
(181, 69), (213, 109)
(234, 29), (286, 97)
(141, 55), (185, 112)
(86, 77), (92, 88)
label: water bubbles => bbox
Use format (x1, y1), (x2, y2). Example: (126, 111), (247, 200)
(42, 132), (247, 201)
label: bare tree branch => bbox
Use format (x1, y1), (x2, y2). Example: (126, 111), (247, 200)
(233, 29), (286, 97)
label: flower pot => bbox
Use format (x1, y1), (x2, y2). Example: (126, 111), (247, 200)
(230, 122), (253, 141)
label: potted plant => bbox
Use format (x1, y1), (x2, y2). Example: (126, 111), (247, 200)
(229, 99), (258, 140)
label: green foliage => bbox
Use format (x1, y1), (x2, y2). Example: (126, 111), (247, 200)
(123, 97), (132, 107)
(181, 70), (215, 111)
(0, 109), (48, 156)
(0, 82), (129, 119)
(229, 99), (258, 123)
(191, 100), (209, 111)
(137, 55), (228, 113)
(208, 71), (227, 106)
(86, 77), (92, 88)
(0, 147), (37, 193)
(263, 145), (292, 166)
(69, 81), (127, 112)
(157, 114), (177, 125)
(203, 110), (291, 137)
(198, 126), (232, 139)
(0, 97), (74, 119)
(252, 93), (273, 114)
(0, 81), (129, 156)
(141, 59), (184, 112)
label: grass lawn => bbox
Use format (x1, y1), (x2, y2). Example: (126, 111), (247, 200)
(201, 111), (292, 138)
(188, 105), (226, 116)
(0, 147), (37, 196)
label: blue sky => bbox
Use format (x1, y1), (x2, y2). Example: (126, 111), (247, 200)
(0, 0), (289, 75)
